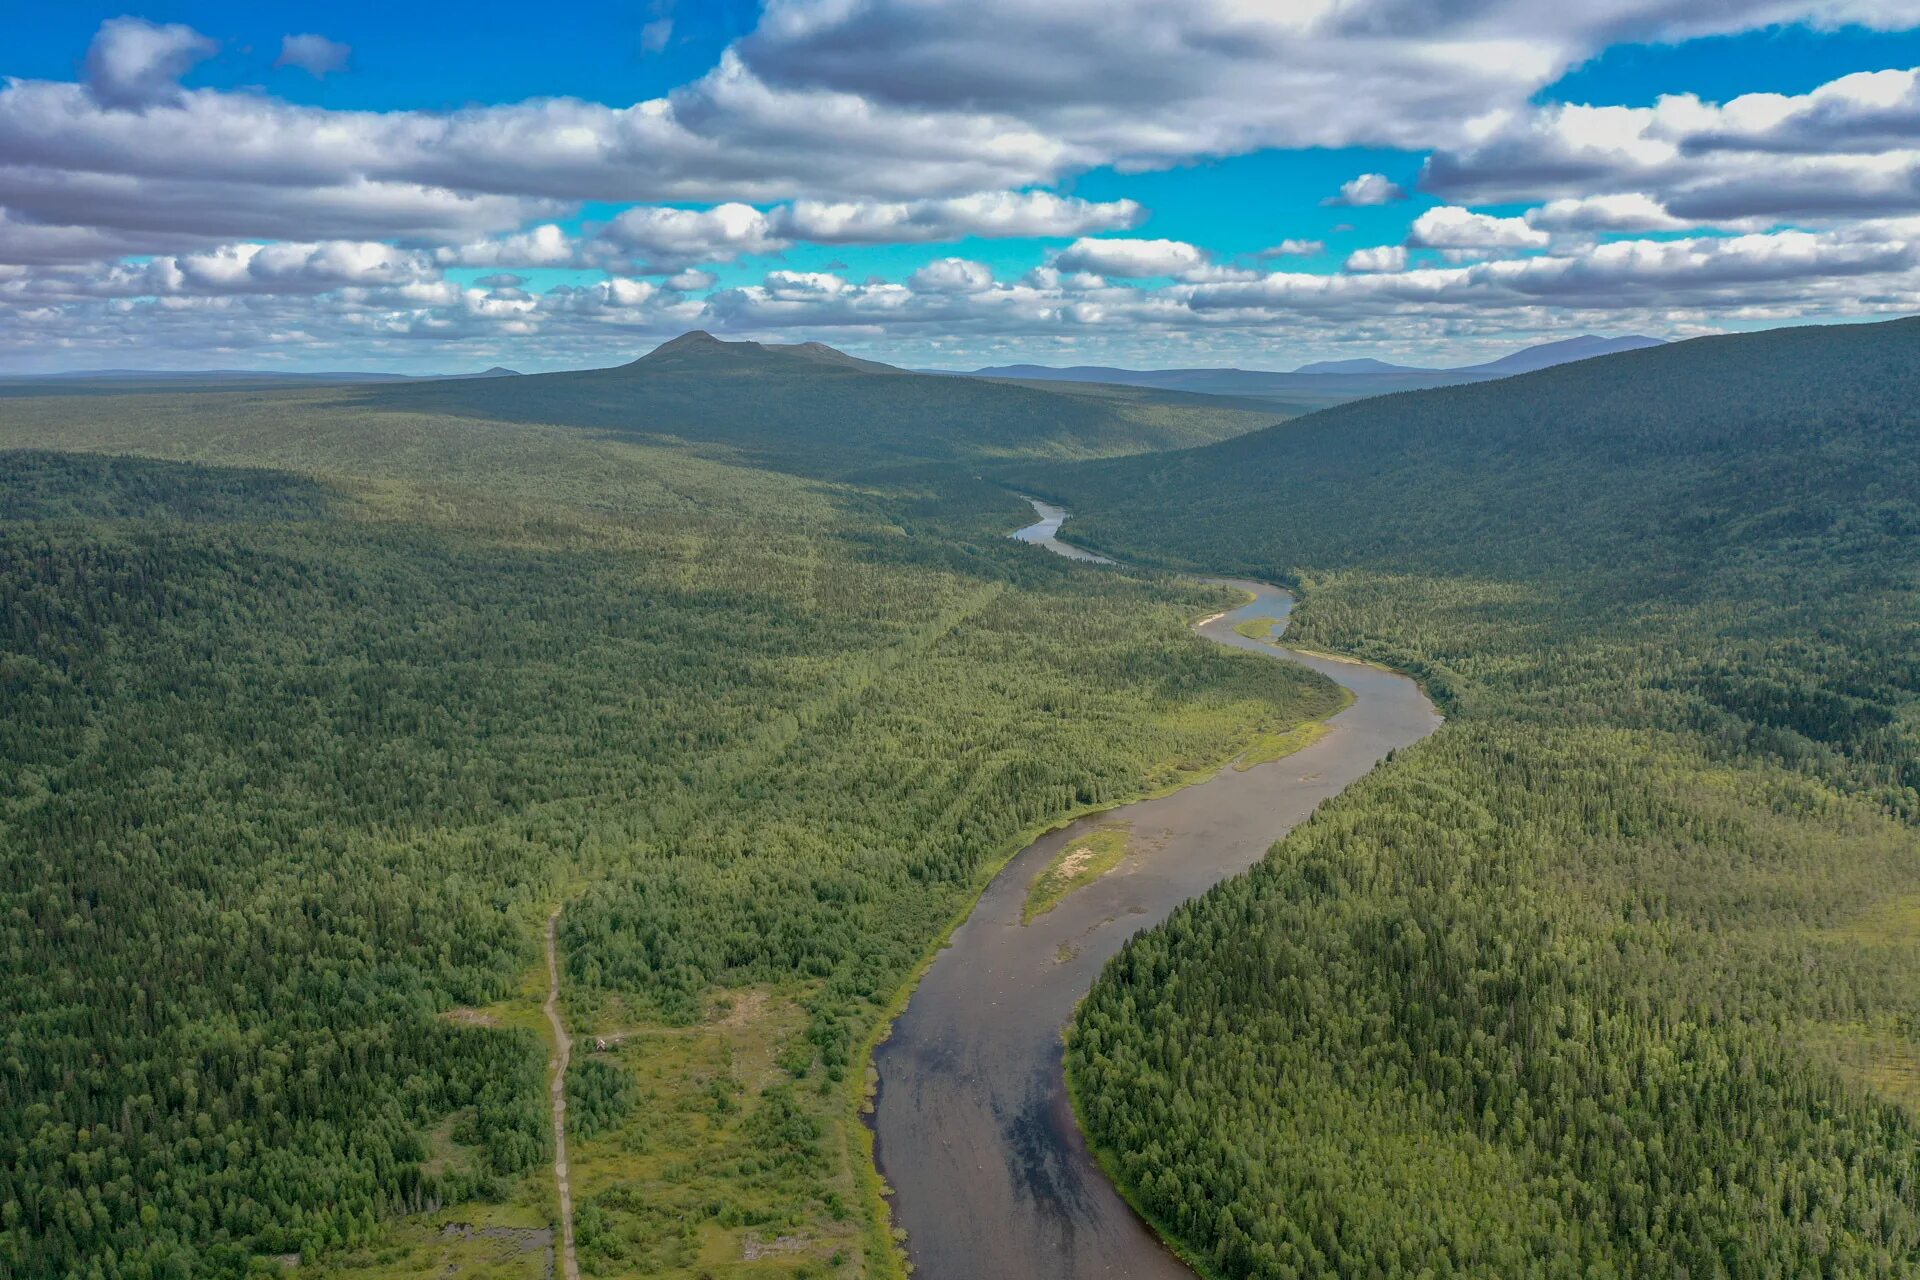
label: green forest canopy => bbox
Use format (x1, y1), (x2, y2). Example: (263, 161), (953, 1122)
(0, 347), (1333, 1280)
(1043, 316), (1920, 1277)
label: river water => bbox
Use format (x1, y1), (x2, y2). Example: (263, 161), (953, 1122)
(870, 498), (1441, 1279)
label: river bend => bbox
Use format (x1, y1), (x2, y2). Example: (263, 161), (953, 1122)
(870, 499), (1441, 1279)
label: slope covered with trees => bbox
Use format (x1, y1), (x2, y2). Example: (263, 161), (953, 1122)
(1045, 317), (1920, 1276)
(0, 347), (1337, 1279)
(0, 332), (1278, 489)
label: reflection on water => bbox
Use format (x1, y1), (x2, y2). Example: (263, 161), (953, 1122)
(1010, 498), (1115, 564)
(872, 497), (1441, 1280)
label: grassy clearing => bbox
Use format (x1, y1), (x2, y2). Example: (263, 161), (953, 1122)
(1024, 824), (1135, 923)
(1233, 718), (1336, 770)
(1233, 615), (1285, 642)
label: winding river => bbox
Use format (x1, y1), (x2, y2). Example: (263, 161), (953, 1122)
(870, 498), (1441, 1279)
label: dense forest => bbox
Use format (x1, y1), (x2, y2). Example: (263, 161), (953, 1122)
(1046, 317), (1920, 1276)
(0, 351), (1337, 1280)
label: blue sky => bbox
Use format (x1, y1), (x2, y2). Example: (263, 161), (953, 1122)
(3, 2), (1920, 372)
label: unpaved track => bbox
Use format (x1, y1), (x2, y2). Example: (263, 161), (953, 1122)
(544, 908), (580, 1280)
(871, 499), (1442, 1279)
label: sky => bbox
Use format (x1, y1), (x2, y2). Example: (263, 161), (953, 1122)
(5, 2), (1920, 372)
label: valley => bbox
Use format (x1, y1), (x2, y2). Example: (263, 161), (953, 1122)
(873, 512), (1437, 1279)
(2, 317), (1917, 1279)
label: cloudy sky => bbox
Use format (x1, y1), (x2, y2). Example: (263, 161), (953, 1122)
(6, 1), (1920, 372)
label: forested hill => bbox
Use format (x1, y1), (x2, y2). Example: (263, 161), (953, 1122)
(1044, 316), (1920, 588)
(344, 330), (1278, 477)
(1049, 317), (1920, 1278)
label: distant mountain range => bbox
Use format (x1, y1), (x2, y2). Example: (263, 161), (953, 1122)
(309, 330), (1282, 478)
(0, 366), (522, 386)
(958, 334), (1666, 411)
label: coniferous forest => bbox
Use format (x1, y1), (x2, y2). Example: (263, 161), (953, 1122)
(1048, 318), (1920, 1277)
(0, 358), (1338, 1279)
(4, 314), (1919, 1279)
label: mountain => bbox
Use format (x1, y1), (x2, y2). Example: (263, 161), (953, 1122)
(355, 330), (1282, 477)
(1046, 315), (1920, 1278)
(1044, 319), (1913, 582)
(1453, 332), (1664, 375)
(1290, 356), (1423, 375)
(963, 333), (1670, 411)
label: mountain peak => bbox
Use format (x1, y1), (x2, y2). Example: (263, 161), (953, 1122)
(626, 331), (902, 375)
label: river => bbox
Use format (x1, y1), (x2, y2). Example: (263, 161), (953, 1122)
(869, 497), (1441, 1279)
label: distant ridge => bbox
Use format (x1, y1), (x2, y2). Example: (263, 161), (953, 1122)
(958, 334), (1670, 412)
(626, 330), (901, 375)
(1292, 357), (1425, 375)
(1, 366), (522, 384)
(328, 329), (1280, 478)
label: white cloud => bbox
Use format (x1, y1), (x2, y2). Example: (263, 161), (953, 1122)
(642, 20), (675, 54)
(438, 224), (578, 267)
(1327, 173), (1405, 206)
(583, 191), (1140, 270)
(1345, 244), (1409, 272)
(775, 190), (1141, 242)
(907, 257), (995, 292)
(1424, 67), (1920, 224)
(1260, 239), (1325, 257)
(1053, 237), (1207, 277)
(84, 17), (219, 109)
(600, 203), (786, 265)
(277, 35), (352, 78)
(1408, 207), (1551, 250)
(666, 268), (718, 291)
(1523, 193), (1692, 233)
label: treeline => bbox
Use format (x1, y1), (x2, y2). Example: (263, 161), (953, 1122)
(1050, 317), (1920, 1276)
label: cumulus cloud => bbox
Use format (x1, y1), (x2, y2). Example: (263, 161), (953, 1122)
(84, 17), (219, 109)
(1408, 207), (1551, 250)
(1327, 173), (1405, 206)
(437, 224), (578, 267)
(11, 8), (1920, 370)
(1424, 67), (1920, 225)
(776, 190), (1141, 242)
(1260, 239), (1325, 257)
(665, 268), (718, 291)
(599, 203), (786, 266)
(1344, 245), (1409, 272)
(907, 257), (995, 292)
(277, 34), (352, 78)
(82, 240), (439, 298)
(1053, 237), (1207, 277)
(1523, 193), (1692, 233)
(11, 222), (1920, 374)
(18, 5), (1909, 266)
(587, 191), (1142, 269)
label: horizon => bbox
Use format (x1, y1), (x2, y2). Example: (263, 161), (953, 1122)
(0, 327), (1678, 380)
(5, 9), (1920, 372)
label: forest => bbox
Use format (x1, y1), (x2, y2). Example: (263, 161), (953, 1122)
(1045, 317), (1920, 1276)
(0, 352), (1337, 1280)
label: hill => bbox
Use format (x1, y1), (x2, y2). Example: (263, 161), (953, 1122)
(1046, 317), (1920, 1277)
(368, 330), (1279, 476)
(0, 366), (522, 391)
(0, 334), (1327, 1279)
(963, 332), (1669, 410)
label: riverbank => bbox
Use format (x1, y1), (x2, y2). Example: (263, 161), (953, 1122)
(868, 501), (1441, 1279)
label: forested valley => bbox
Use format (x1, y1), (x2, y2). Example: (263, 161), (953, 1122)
(0, 349), (1339, 1280)
(1046, 318), (1920, 1276)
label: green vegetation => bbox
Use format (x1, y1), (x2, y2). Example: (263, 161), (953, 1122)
(1048, 317), (1920, 1277)
(0, 335), (1336, 1280)
(1231, 616), (1282, 642)
(1024, 824), (1134, 923)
